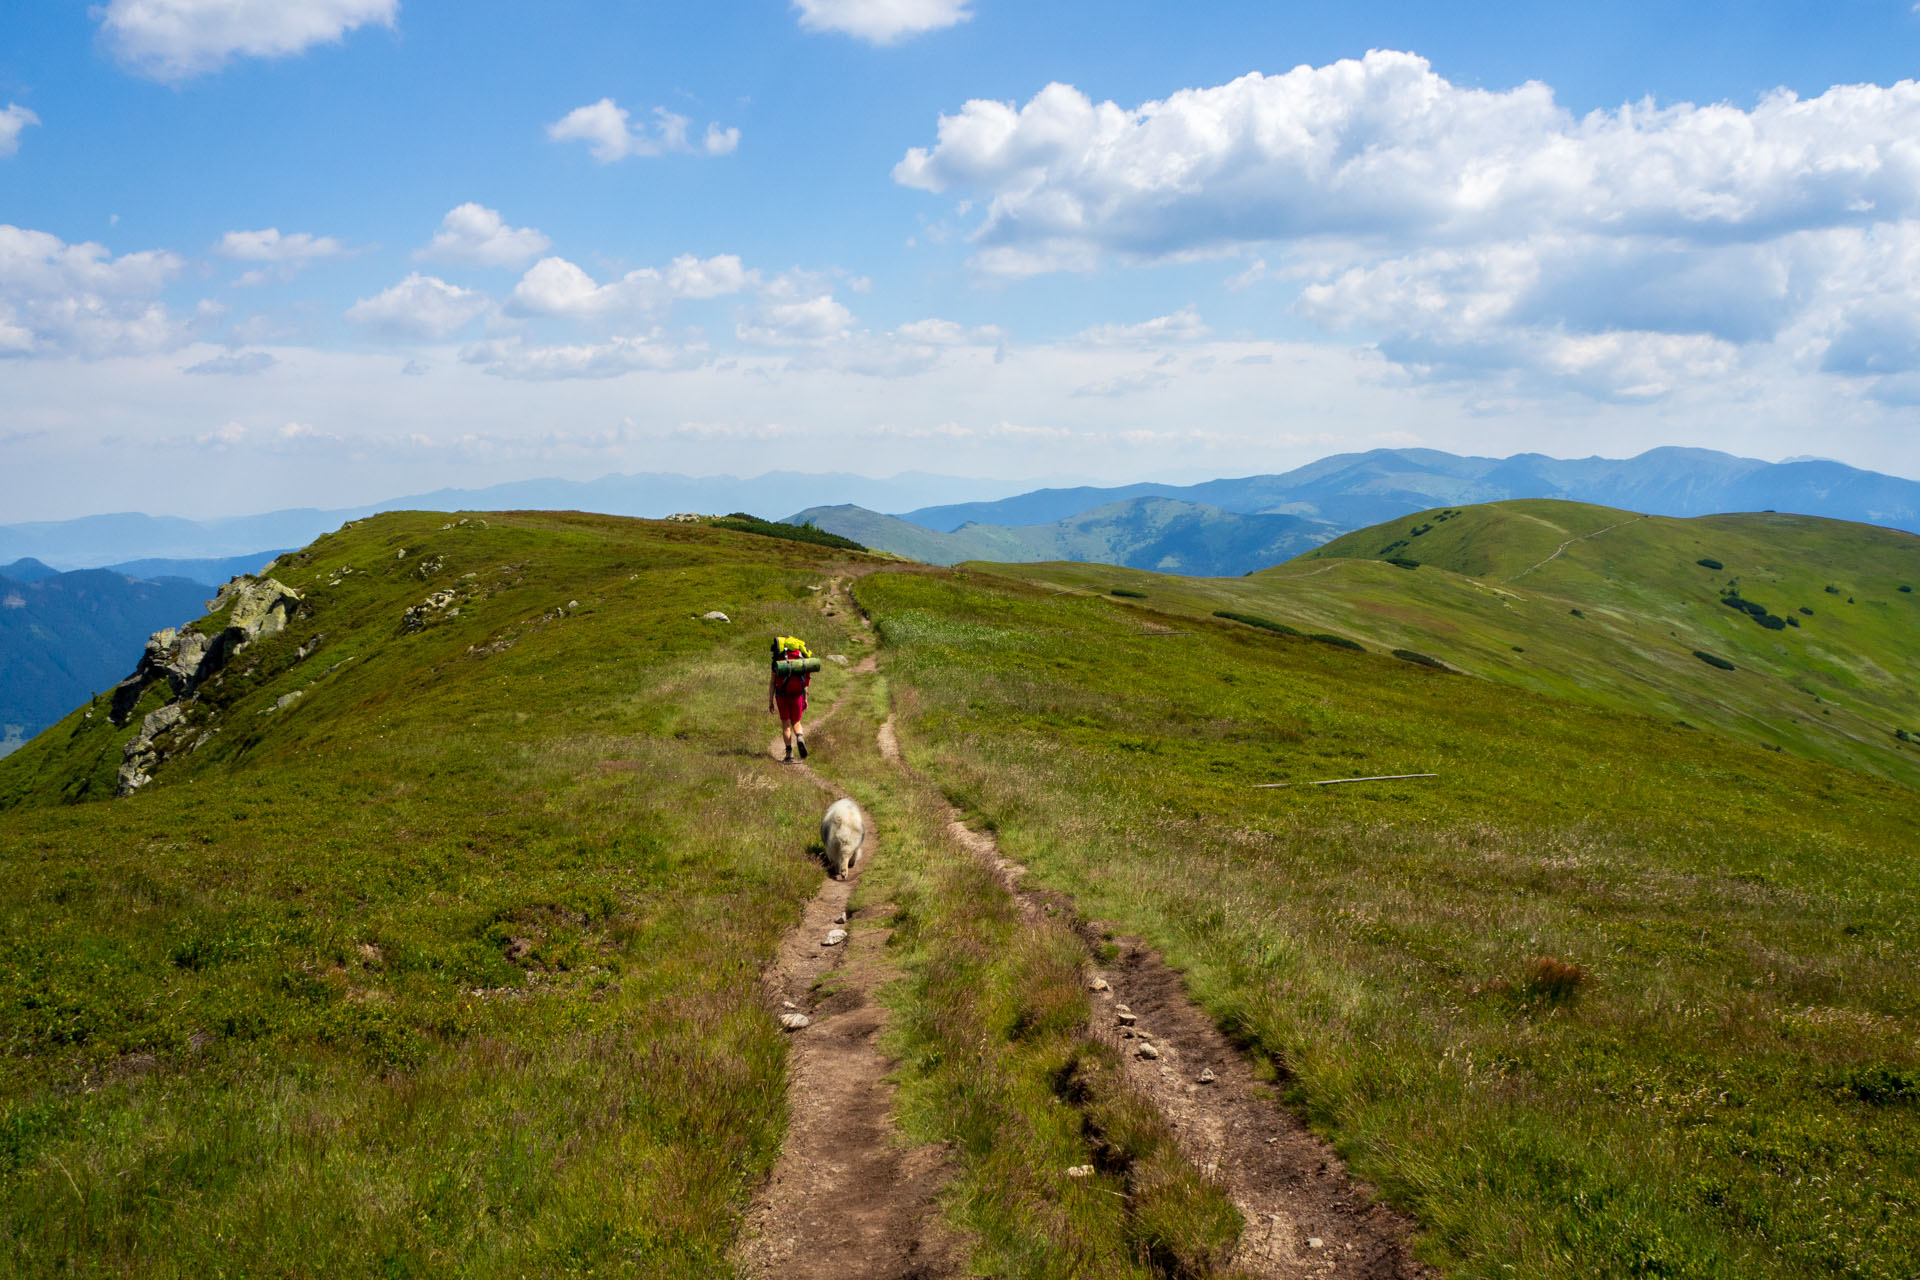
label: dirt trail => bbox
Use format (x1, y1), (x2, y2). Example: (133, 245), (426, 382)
(734, 626), (960, 1279)
(879, 714), (1429, 1280)
(1506, 514), (1647, 582)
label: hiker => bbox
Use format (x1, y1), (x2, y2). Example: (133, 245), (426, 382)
(770, 635), (814, 763)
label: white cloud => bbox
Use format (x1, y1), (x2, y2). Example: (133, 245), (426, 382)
(1071, 369), (1173, 398)
(458, 334), (707, 380)
(896, 318), (1007, 346)
(96, 0), (397, 81)
(793, 0), (971, 44)
(547, 99), (741, 163)
(507, 253), (758, 318)
(1077, 306), (1208, 345)
(0, 224), (189, 357)
(736, 294), (856, 347)
(344, 273), (489, 339)
(416, 204), (551, 267)
(184, 350), (277, 375)
(216, 228), (344, 285)
(896, 53), (1920, 394)
(1, 104), (39, 158)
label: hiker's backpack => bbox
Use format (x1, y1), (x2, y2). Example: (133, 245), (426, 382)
(772, 635), (817, 694)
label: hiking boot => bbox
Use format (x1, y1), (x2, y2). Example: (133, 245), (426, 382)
(784, 746), (795, 763)
(796, 734), (809, 759)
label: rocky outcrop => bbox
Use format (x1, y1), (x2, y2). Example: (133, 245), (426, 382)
(109, 574), (304, 796)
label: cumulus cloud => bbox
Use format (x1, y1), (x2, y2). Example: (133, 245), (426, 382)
(547, 99), (741, 163)
(96, 0), (397, 81)
(458, 334), (706, 380)
(792, 0), (971, 44)
(1077, 306), (1208, 345)
(184, 350), (277, 375)
(416, 204), (551, 267)
(344, 273), (489, 339)
(216, 228), (344, 285)
(736, 292), (856, 347)
(507, 253), (758, 318)
(1, 104), (39, 158)
(896, 52), (1920, 394)
(895, 318), (1007, 346)
(0, 224), (189, 358)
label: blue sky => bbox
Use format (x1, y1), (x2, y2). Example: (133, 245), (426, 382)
(2, 0), (1919, 520)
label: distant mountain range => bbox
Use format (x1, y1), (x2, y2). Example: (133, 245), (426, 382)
(791, 499), (1335, 576)
(790, 447), (1920, 577)
(0, 471), (1015, 570)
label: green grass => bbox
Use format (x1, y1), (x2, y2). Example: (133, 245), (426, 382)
(711, 513), (867, 552)
(970, 500), (1920, 789)
(856, 566), (1920, 1279)
(0, 511), (878, 1277)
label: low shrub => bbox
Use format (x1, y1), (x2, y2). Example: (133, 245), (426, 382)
(1309, 632), (1365, 652)
(1902, 585), (1913, 593)
(1799, 606), (1814, 616)
(1212, 610), (1300, 636)
(710, 515), (866, 551)
(1826, 584), (1842, 595)
(1386, 557), (1421, 570)
(1392, 648), (1450, 670)
(1897, 728), (1917, 744)
(1837, 1065), (1920, 1106)
(1569, 608), (1585, 618)
(1693, 649), (1736, 671)
(1110, 588), (1146, 599)
(1524, 955), (1591, 1004)
(1696, 558), (1724, 570)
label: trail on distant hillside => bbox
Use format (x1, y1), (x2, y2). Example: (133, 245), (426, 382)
(1506, 514), (1647, 582)
(734, 624), (961, 1278)
(879, 714), (1430, 1280)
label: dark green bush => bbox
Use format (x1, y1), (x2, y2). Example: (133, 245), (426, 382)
(1897, 728), (1917, 744)
(1212, 610), (1301, 636)
(1696, 558), (1724, 570)
(1799, 606), (1814, 616)
(710, 516), (866, 552)
(1569, 608), (1585, 619)
(1309, 632), (1365, 651)
(1110, 588), (1146, 599)
(1386, 557), (1421, 570)
(1392, 648), (1451, 670)
(1693, 650), (1736, 671)
(1901, 585), (1913, 593)
(1826, 584), (1842, 595)
(1838, 1065), (1920, 1106)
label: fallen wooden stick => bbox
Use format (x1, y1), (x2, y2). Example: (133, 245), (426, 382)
(1253, 773), (1437, 789)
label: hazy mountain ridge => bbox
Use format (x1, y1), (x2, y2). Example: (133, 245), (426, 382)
(791, 497), (1338, 576)
(900, 447), (1920, 537)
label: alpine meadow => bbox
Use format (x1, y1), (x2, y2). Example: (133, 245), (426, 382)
(2, 507), (1915, 1277)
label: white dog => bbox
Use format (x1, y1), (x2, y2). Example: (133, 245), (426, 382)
(820, 798), (864, 880)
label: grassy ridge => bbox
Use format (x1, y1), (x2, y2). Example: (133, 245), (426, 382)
(0, 511), (875, 1276)
(857, 567), (1920, 1278)
(970, 500), (1920, 788)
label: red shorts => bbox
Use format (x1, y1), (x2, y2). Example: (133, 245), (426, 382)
(775, 692), (806, 722)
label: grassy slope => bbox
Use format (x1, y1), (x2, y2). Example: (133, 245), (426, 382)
(0, 511), (876, 1277)
(857, 567), (1919, 1279)
(969, 499), (1920, 789)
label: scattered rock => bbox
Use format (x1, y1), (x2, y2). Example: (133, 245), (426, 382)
(1137, 1042), (1160, 1060)
(567, 600), (579, 610)
(400, 589), (459, 634)
(822, 928), (848, 947)
(1065, 1165), (1094, 1179)
(1116, 1010), (1137, 1026)
(827, 653), (849, 665)
(1307, 1238), (1324, 1250)
(1088, 977), (1110, 992)
(834, 911), (848, 925)
(273, 691), (303, 711)
(779, 1012), (811, 1031)
(700, 611), (730, 622)
(1197, 1067), (1216, 1085)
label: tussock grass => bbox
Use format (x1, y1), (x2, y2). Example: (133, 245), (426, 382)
(807, 693), (1244, 1277)
(857, 568), (1920, 1279)
(0, 511), (877, 1276)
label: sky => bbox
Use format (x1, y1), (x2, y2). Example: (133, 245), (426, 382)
(3, 0), (1919, 522)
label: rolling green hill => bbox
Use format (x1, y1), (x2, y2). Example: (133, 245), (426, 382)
(4, 506), (1917, 1278)
(976, 499), (1920, 788)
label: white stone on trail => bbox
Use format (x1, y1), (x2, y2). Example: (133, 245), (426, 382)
(700, 611), (730, 622)
(1137, 1042), (1160, 1060)
(779, 1013), (811, 1031)
(1116, 1010), (1136, 1026)
(822, 928), (848, 947)
(1307, 1238), (1324, 1249)
(1088, 977), (1110, 992)
(1198, 1067), (1216, 1084)
(827, 654), (849, 665)
(1065, 1165), (1094, 1178)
